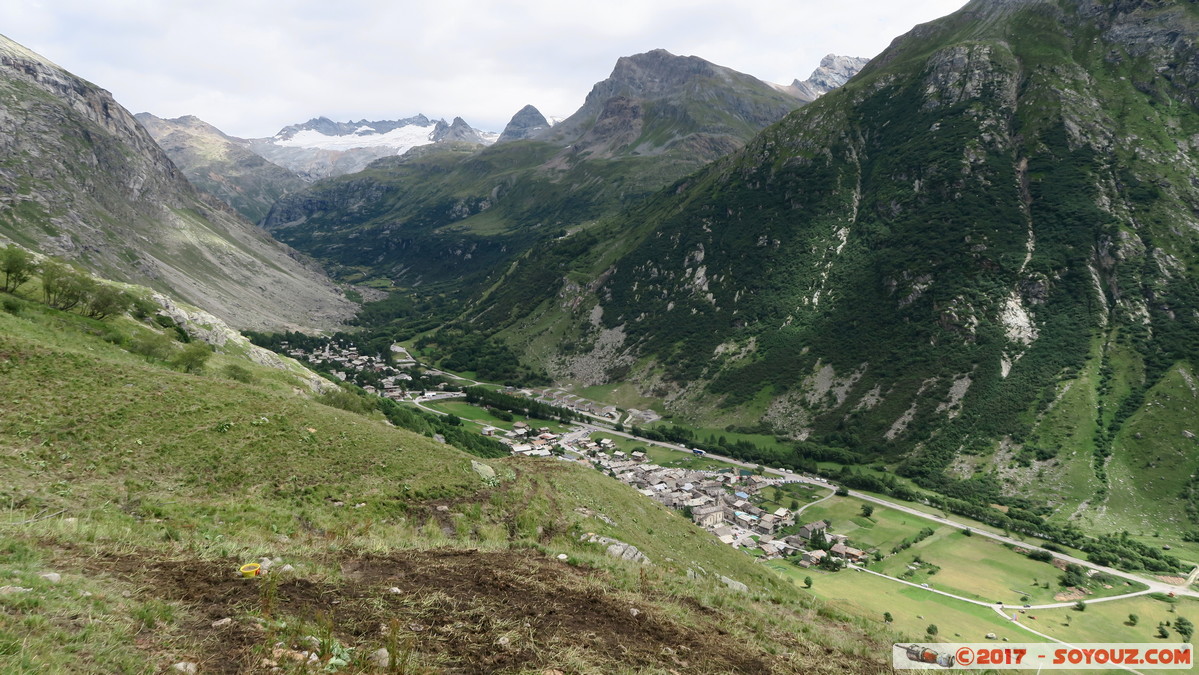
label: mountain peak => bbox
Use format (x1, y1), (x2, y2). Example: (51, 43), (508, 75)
(598, 49), (727, 102)
(539, 49), (799, 158)
(431, 116), (492, 145)
(777, 54), (871, 102)
(497, 104), (550, 143)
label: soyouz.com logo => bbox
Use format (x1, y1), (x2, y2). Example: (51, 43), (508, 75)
(893, 643), (1193, 670)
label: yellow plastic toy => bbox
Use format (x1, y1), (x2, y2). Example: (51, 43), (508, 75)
(239, 563), (262, 578)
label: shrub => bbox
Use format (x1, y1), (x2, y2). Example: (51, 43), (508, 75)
(224, 364), (255, 383)
(172, 342), (212, 374)
(129, 331), (174, 360)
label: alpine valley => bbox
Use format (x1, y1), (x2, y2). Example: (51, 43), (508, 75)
(1, 0), (1198, 673)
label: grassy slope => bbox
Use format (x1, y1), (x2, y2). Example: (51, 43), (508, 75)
(0, 295), (894, 673)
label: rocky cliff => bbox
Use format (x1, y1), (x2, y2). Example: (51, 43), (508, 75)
(0, 34), (355, 331)
(537, 49), (804, 160)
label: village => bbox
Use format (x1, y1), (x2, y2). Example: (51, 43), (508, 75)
(277, 338), (875, 569)
(276, 340), (635, 424)
(490, 421), (872, 569)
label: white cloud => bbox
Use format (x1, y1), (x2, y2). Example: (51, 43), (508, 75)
(0, 0), (969, 137)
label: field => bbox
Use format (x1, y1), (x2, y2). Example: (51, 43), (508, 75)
(422, 399), (573, 434)
(575, 382), (665, 413)
(871, 529), (1144, 604)
(791, 496), (941, 552)
(769, 564), (1192, 675)
(792, 497), (1145, 604)
(758, 483), (834, 513)
(767, 562), (1028, 644)
(1029, 595), (1198, 644)
(645, 420), (792, 455)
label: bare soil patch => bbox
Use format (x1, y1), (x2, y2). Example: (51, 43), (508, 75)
(1052, 587), (1090, 602)
(1154, 575), (1188, 585)
(60, 545), (819, 673)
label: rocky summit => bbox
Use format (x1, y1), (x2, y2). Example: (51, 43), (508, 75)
(496, 104), (551, 143)
(135, 113), (305, 224)
(779, 53), (872, 101)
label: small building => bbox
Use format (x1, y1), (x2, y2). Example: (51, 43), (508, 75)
(692, 505), (725, 528)
(802, 549), (827, 565)
(831, 543), (868, 563)
(756, 514), (779, 534)
(797, 520), (829, 540)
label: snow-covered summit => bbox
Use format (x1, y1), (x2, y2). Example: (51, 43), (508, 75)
(245, 114), (498, 181)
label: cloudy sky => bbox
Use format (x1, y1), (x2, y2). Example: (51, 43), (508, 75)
(2, 0), (970, 138)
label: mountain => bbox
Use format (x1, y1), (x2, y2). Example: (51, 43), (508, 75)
(260, 49), (816, 288)
(243, 114), (498, 180)
(134, 113), (305, 223)
(496, 104), (551, 143)
(0, 34), (355, 331)
(537, 48), (804, 158)
(469, 0), (1199, 534)
(776, 54), (872, 101)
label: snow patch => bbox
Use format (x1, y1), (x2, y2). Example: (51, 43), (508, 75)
(273, 125), (437, 152)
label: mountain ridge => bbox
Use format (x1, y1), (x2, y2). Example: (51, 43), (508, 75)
(134, 112), (306, 224)
(259, 49), (840, 289)
(243, 113), (497, 181)
(0, 33), (355, 331)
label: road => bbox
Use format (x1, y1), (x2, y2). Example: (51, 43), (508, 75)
(569, 421), (1198, 599)
(792, 489), (836, 518)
